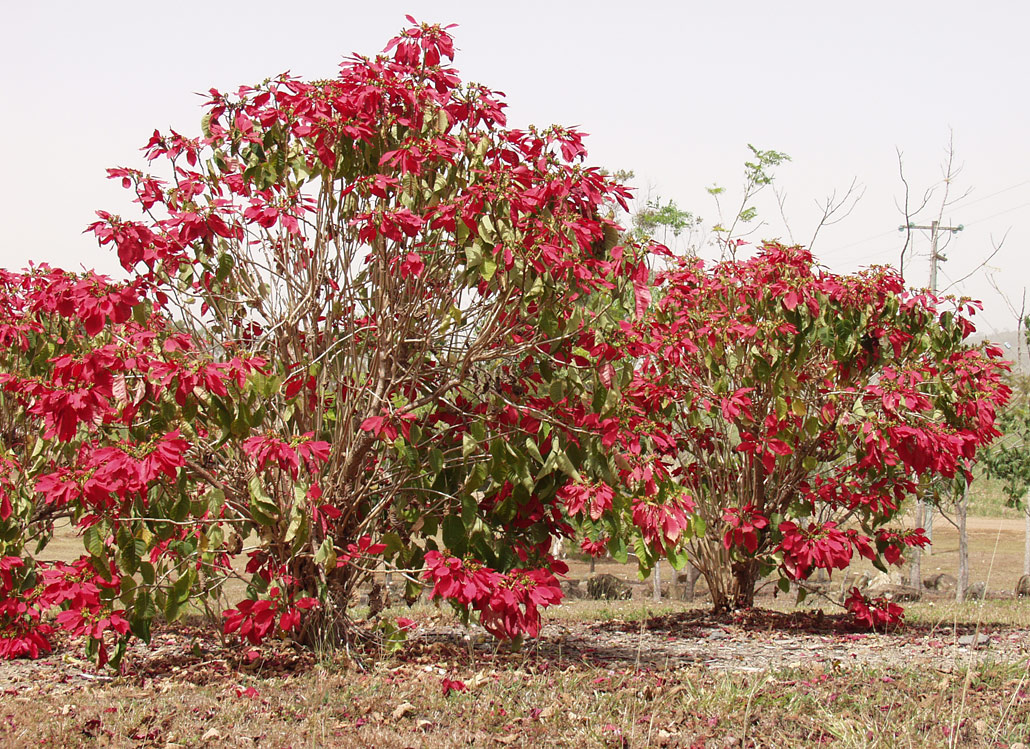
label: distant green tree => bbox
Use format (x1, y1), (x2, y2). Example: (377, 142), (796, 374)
(632, 197), (701, 245)
(708, 144), (791, 256)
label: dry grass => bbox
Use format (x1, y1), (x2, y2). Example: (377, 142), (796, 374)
(0, 645), (1027, 747)
(5, 511), (1027, 747)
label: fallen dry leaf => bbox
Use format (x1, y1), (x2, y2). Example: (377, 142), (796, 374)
(392, 702), (416, 720)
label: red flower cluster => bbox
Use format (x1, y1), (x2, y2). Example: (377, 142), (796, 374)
(0, 556), (130, 665)
(241, 432), (331, 478)
(422, 551), (563, 640)
(875, 528), (930, 566)
(223, 589), (318, 646)
(0, 557), (52, 660)
(722, 505), (768, 554)
(631, 494), (695, 553)
(776, 521), (855, 579)
(579, 537), (610, 556)
(844, 588), (904, 630)
(557, 480), (614, 521)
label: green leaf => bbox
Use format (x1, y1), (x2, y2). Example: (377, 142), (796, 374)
(524, 438), (544, 465)
(481, 253), (498, 282)
(442, 515), (466, 555)
(314, 537), (337, 571)
(118, 530), (142, 575)
(284, 492), (307, 548)
(540, 309), (559, 337)
(216, 252), (234, 283)
(666, 544), (690, 571)
(601, 531), (626, 560)
(379, 619), (408, 654)
(129, 590), (155, 643)
(632, 535), (651, 571)
(462, 432), (477, 458)
(464, 241), (484, 269)
(554, 449), (582, 481)
(248, 476), (279, 527)
(165, 569), (194, 623)
(692, 515), (707, 538)
(479, 214), (498, 244)
(380, 532), (404, 560)
(460, 492), (477, 526)
(206, 487), (227, 514)
(83, 526), (105, 559)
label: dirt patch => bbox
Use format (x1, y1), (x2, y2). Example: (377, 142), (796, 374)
(3, 607), (1027, 697)
(424, 607), (1030, 673)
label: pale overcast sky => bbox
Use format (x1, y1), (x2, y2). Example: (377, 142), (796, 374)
(3, 1), (1028, 332)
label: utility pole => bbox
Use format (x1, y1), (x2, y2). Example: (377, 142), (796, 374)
(900, 220), (965, 293)
(900, 220), (963, 587)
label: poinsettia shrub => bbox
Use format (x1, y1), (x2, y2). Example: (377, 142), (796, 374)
(0, 266), (270, 664)
(0, 19), (676, 662)
(609, 243), (1009, 614)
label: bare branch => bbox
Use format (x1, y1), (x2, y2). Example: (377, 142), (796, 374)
(808, 177), (865, 251)
(941, 229), (1009, 293)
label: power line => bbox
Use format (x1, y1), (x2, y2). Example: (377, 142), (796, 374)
(821, 179), (1030, 258)
(962, 200), (1030, 228)
(951, 179), (1030, 211)
(821, 229), (897, 256)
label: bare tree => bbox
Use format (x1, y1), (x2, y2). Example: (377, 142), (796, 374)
(896, 133), (972, 279)
(774, 177), (865, 253)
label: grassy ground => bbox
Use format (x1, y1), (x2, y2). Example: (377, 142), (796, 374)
(0, 621), (1026, 748)
(965, 477), (1027, 519)
(7, 509), (1028, 747)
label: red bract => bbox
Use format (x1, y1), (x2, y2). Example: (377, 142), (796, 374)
(722, 505), (768, 554)
(421, 552), (566, 641)
(223, 599), (278, 646)
(558, 480), (614, 521)
(875, 528), (929, 566)
(0, 623), (53, 660)
(776, 521), (852, 579)
(632, 495), (693, 553)
(337, 535), (387, 564)
(0, 555), (53, 659)
(441, 677), (466, 696)
(479, 568), (563, 640)
(580, 537), (609, 556)
(423, 551), (502, 607)
(844, 588), (904, 630)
